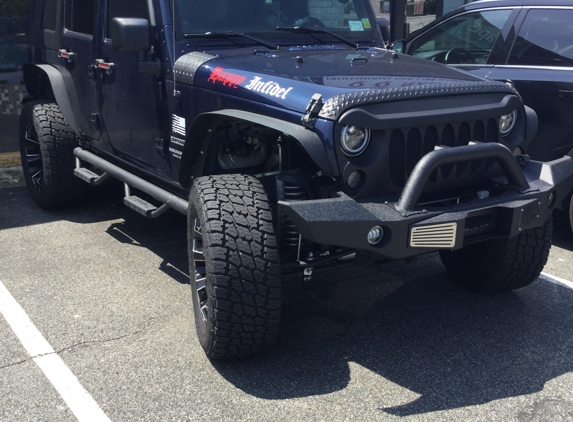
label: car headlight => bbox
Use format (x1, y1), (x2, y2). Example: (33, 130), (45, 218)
(499, 110), (517, 136)
(340, 126), (370, 156)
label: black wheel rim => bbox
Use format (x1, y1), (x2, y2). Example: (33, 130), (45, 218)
(192, 217), (208, 323)
(23, 123), (43, 189)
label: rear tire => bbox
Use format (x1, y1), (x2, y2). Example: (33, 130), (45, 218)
(439, 218), (552, 293)
(19, 102), (86, 209)
(188, 174), (281, 359)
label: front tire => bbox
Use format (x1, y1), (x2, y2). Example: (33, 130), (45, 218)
(188, 174), (281, 359)
(19, 102), (87, 209)
(439, 218), (552, 293)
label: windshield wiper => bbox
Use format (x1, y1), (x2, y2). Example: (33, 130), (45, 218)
(276, 26), (358, 49)
(184, 31), (278, 50)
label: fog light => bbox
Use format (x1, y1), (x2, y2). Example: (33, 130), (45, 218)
(341, 125), (370, 156)
(499, 110), (517, 136)
(367, 226), (384, 245)
(347, 170), (363, 189)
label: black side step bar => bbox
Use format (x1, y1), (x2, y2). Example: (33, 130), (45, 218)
(73, 147), (188, 216)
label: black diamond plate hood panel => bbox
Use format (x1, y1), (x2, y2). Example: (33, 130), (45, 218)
(318, 81), (519, 120)
(174, 52), (217, 85)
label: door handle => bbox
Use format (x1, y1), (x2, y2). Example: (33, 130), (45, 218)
(95, 59), (116, 75)
(58, 49), (76, 63)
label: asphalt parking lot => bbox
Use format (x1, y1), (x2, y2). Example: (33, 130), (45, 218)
(1, 182), (573, 421)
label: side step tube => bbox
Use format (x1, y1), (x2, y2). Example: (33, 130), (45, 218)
(73, 147), (188, 216)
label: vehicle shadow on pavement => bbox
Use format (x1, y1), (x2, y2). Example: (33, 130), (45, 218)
(0, 184), (190, 284)
(213, 255), (573, 416)
(552, 210), (573, 251)
(0, 183), (127, 230)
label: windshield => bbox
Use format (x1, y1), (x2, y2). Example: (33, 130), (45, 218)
(175, 0), (376, 43)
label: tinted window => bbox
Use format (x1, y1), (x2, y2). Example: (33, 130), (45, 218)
(508, 9), (573, 67)
(175, 0), (373, 37)
(409, 10), (512, 64)
(65, 0), (95, 35)
(106, 0), (149, 38)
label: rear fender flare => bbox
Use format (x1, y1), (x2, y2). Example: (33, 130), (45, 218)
(22, 63), (80, 136)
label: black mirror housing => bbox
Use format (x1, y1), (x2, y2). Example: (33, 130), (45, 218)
(111, 18), (150, 53)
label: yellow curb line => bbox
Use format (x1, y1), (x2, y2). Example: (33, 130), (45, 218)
(0, 152), (21, 168)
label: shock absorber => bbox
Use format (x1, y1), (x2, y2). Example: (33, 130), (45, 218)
(277, 172), (309, 248)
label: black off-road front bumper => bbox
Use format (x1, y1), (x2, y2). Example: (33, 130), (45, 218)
(279, 143), (573, 260)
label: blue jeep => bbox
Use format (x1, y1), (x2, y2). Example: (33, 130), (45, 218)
(20, 0), (573, 359)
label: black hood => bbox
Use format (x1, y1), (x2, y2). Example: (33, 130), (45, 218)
(174, 47), (516, 118)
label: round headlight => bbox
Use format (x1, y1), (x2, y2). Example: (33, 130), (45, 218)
(340, 126), (370, 156)
(499, 110), (517, 136)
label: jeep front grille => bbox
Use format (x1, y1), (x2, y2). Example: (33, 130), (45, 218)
(388, 119), (500, 188)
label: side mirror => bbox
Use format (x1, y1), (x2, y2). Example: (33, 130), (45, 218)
(376, 18), (390, 44)
(111, 18), (150, 53)
(390, 40), (405, 53)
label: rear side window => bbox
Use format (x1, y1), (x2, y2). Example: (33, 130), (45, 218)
(65, 0), (95, 35)
(508, 9), (573, 67)
(409, 10), (513, 64)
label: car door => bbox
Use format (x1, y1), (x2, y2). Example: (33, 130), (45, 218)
(60, 0), (100, 140)
(484, 7), (573, 162)
(97, 0), (168, 170)
(405, 7), (519, 79)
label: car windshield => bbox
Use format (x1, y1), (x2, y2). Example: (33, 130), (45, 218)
(175, 0), (376, 43)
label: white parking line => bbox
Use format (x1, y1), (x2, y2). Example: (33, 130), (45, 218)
(0, 280), (110, 422)
(540, 272), (573, 290)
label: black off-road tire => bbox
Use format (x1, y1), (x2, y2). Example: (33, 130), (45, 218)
(188, 174), (281, 359)
(19, 101), (87, 209)
(439, 218), (553, 293)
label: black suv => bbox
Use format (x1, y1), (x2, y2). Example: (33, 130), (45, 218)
(20, 0), (573, 359)
(392, 0), (573, 229)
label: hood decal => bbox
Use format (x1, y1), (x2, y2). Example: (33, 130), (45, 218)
(318, 81), (518, 120)
(174, 52), (216, 85)
(208, 67), (246, 88)
(244, 76), (294, 100)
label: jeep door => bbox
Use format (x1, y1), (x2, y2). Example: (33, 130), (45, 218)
(61, 0), (100, 140)
(96, 0), (168, 170)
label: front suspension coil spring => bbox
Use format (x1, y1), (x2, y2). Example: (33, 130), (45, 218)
(279, 177), (309, 248)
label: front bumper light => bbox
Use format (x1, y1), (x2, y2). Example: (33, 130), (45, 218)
(499, 110), (517, 136)
(340, 125), (370, 156)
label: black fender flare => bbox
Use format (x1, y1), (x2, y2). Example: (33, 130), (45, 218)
(178, 109), (333, 188)
(22, 63), (81, 136)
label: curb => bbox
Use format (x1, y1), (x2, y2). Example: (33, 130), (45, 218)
(0, 166), (25, 189)
(0, 152), (21, 168)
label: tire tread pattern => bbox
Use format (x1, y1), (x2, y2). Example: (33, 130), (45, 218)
(190, 174), (280, 359)
(21, 102), (86, 208)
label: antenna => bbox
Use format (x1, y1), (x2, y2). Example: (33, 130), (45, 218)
(172, 0), (177, 96)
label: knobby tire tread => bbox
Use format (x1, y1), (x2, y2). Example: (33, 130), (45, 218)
(190, 174), (280, 359)
(21, 102), (86, 209)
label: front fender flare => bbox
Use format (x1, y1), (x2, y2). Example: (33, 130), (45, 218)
(178, 109), (333, 188)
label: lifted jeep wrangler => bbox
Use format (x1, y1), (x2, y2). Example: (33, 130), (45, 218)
(21, 0), (573, 359)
